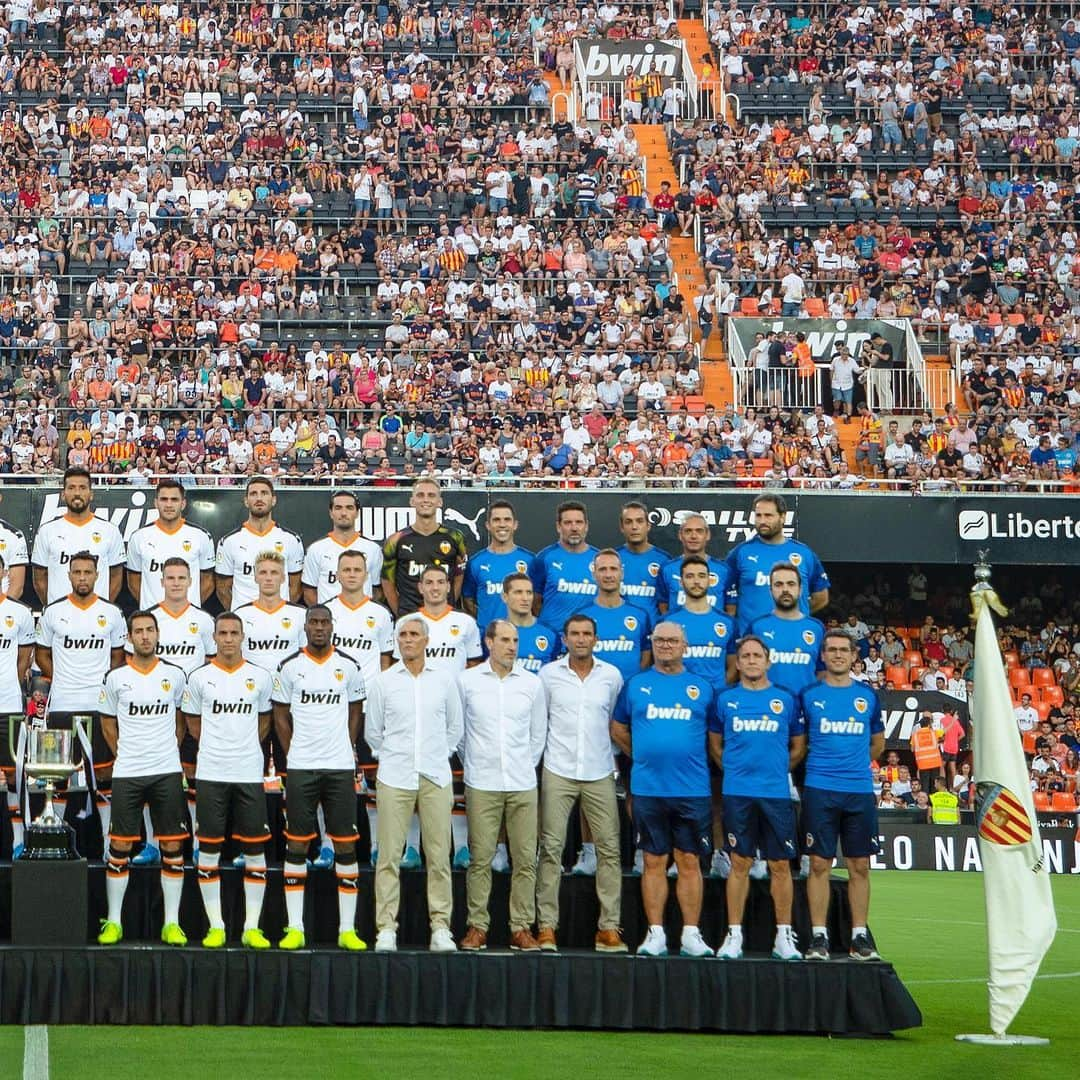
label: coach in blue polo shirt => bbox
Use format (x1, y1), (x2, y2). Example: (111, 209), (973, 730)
(711, 635), (806, 961)
(611, 621), (715, 959)
(799, 630), (885, 962)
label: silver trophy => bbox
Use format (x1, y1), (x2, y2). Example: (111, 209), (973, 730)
(22, 726), (80, 859)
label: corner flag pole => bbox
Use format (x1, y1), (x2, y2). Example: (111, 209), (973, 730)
(956, 552), (1056, 1047)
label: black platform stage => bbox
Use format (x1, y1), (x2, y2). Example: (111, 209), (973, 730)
(0, 865), (922, 1033)
(0, 947), (922, 1033)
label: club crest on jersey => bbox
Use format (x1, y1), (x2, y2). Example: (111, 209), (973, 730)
(161, 680), (172, 692)
(439, 541), (452, 555)
(91, 532), (102, 545)
(182, 540), (192, 553)
(450, 625), (460, 637)
(708, 572), (719, 587)
(769, 698), (784, 714)
(648, 562), (660, 578)
(274, 542), (284, 553)
(188, 622), (199, 634)
(365, 616), (376, 628)
(624, 615), (638, 632)
(854, 697), (868, 713)
(96, 615), (107, 628)
(98, 689), (106, 706)
(333, 668), (345, 682)
(282, 618), (292, 629)
(516, 560), (528, 574)
(3, 616), (12, 628)
(788, 553), (802, 567)
(245, 678), (256, 692)
(535, 635), (549, 651)
(687, 684), (700, 701)
(714, 622), (727, 638)
(802, 630), (816, 646)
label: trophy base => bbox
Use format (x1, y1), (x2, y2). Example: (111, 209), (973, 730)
(21, 820), (80, 860)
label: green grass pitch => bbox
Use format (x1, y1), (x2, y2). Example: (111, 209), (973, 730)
(3, 870), (1077, 1079)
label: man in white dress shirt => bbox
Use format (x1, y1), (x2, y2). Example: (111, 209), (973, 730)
(457, 620), (547, 951)
(536, 613), (626, 953)
(366, 615), (463, 954)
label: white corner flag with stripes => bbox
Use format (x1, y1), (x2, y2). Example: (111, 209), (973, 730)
(968, 597), (1057, 1039)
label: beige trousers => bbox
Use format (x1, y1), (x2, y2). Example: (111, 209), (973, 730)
(375, 778), (453, 932)
(465, 785), (537, 932)
(536, 768), (622, 931)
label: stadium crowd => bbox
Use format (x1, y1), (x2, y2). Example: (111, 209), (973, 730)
(0, 476), (1072, 957)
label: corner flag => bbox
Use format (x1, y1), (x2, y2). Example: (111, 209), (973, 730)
(971, 598), (1057, 1036)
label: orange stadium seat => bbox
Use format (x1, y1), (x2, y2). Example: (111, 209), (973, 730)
(740, 298), (759, 316)
(683, 397), (708, 416)
(1035, 702), (1053, 722)
(904, 650), (923, 666)
(1039, 686), (1064, 708)
(1023, 730), (1038, 754)
(1003, 651), (1021, 668)
(884, 665), (909, 686)
(910, 666), (927, 684)
(1051, 792), (1078, 814)
(803, 298), (826, 317)
(1033, 791), (1052, 812)
(1009, 667), (1031, 688)
(1032, 668), (1056, 688)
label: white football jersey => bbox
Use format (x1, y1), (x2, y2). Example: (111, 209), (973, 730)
(236, 601), (306, 672)
(0, 517), (29, 595)
(215, 522), (305, 609)
(126, 519), (215, 607)
(31, 513), (126, 604)
(37, 595), (126, 712)
(272, 647), (366, 770)
(394, 608), (481, 673)
(99, 659), (186, 778)
(182, 659), (274, 784)
(302, 533), (384, 603)
(123, 603), (216, 675)
(327, 595), (394, 690)
(0, 596), (34, 712)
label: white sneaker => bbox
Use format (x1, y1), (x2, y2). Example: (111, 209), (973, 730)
(570, 846), (597, 876)
(709, 850), (731, 879)
(632, 849), (644, 876)
(491, 843), (510, 873)
(679, 927), (714, 958)
(748, 857), (769, 880)
(374, 929), (397, 953)
(637, 926), (668, 957)
(716, 928), (743, 960)
(430, 927), (457, 953)
(772, 926), (803, 961)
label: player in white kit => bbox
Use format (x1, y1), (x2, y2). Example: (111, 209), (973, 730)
(35, 551), (126, 840)
(128, 557), (215, 866)
(0, 505), (29, 598)
(273, 605), (368, 952)
(235, 552), (307, 673)
(96, 611), (188, 946)
(0, 553), (34, 854)
(395, 565), (482, 673)
(182, 612), (275, 950)
(215, 477), (304, 610)
(302, 490), (384, 605)
(327, 548), (395, 868)
(125, 479), (215, 608)
(32, 467), (125, 605)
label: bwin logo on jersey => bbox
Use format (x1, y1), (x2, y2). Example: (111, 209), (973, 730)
(40, 489), (159, 540)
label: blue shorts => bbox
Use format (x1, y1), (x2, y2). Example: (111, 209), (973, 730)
(801, 787), (879, 859)
(634, 795), (712, 857)
(723, 794), (796, 861)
